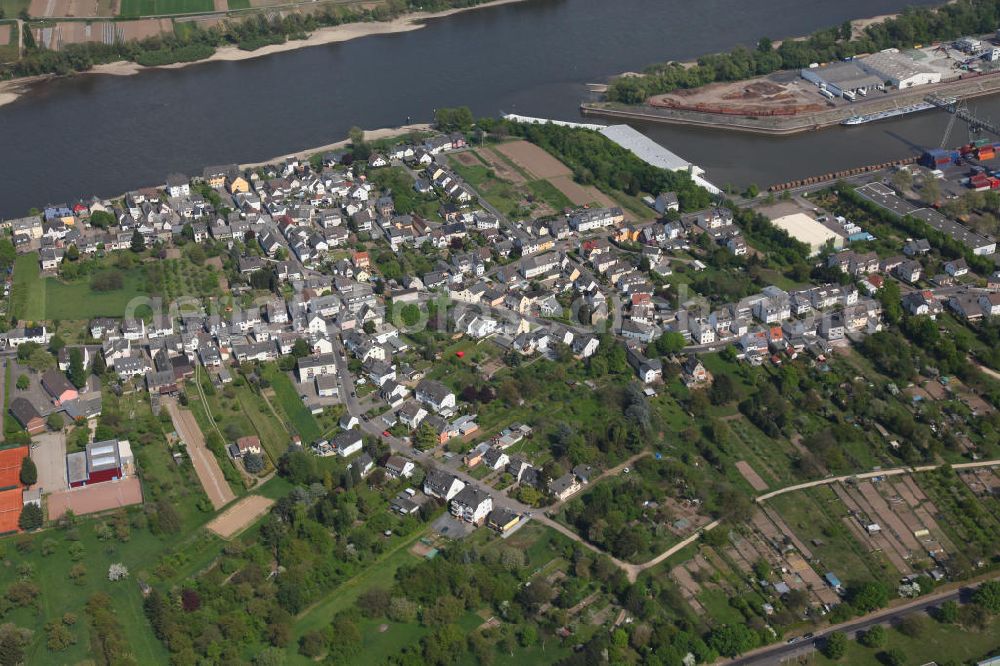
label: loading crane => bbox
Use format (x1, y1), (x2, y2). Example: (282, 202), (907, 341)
(925, 93), (1000, 147)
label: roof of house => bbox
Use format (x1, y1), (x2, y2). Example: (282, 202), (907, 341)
(9, 397), (41, 426)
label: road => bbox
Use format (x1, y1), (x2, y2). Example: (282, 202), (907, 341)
(727, 577), (998, 665)
(163, 397), (237, 510)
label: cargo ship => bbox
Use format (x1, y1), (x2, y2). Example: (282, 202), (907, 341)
(842, 97), (956, 126)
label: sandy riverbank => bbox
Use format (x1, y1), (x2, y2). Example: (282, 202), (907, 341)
(0, 0), (529, 107)
(239, 123), (433, 169)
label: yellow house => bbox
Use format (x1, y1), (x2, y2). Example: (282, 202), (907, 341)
(487, 507), (521, 534)
(227, 176), (250, 194)
(205, 173), (226, 189)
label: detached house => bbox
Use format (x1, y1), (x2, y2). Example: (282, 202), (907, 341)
(450, 486), (493, 525)
(424, 469), (465, 500)
(415, 379), (456, 414)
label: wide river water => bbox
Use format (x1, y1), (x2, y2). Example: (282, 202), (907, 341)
(0, 0), (975, 217)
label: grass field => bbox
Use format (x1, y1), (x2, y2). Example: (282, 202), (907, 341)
(809, 613), (1000, 665)
(0, 0), (28, 17)
(262, 365), (322, 443)
(526, 178), (574, 211)
(11, 253), (146, 321)
(119, 0), (213, 17)
(225, 0), (250, 9)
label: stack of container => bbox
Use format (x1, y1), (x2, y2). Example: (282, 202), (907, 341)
(920, 149), (960, 168)
(978, 144), (997, 161)
(968, 172), (999, 190)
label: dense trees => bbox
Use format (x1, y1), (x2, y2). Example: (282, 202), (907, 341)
(498, 121), (713, 212)
(607, 1), (1000, 103)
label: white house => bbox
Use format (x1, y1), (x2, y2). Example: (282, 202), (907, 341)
(449, 486), (493, 524)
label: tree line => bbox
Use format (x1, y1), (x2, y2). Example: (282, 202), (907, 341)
(607, 0), (1000, 103)
(1, 0), (501, 79)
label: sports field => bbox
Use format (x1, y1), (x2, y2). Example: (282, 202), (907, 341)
(0, 446), (28, 489)
(119, 0), (212, 17)
(0, 489), (21, 533)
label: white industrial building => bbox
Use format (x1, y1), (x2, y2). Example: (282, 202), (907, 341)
(800, 61), (885, 97)
(859, 50), (941, 89)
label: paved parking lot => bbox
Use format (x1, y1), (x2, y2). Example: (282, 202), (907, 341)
(30, 432), (67, 494)
(431, 513), (475, 539)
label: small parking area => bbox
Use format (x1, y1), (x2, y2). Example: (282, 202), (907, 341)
(30, 432), (67, 494)
(431, 513), (475, 539)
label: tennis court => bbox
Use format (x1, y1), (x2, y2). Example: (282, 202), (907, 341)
(0, 489), (23, 533)
(0, 446), (28, 489)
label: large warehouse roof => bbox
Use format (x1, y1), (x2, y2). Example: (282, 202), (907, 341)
(599, 124), (691, 171)
(860, 50), (937, 82)
(805, 61), (883, 90)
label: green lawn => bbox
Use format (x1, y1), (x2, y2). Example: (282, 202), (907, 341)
(0, 0), (28, 17)
(809, 613), (1000, 665)
(11, 252), (146, 321)
(224, 0), (250, 9)
(119, 0), (213, 17)
(527, 178), (574, 210)
(262, 365), (321, 443)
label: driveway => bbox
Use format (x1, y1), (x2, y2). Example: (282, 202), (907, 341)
(30, 431), (67, 494)
(163, 397), (236, 510)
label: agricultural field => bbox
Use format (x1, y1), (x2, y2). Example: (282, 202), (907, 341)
(0, 22), (17, 63)
(119, 0), (212, 17)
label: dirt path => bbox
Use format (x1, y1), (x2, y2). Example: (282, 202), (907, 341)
(206, 494), (274, 538)
(163, 397), (236, 510)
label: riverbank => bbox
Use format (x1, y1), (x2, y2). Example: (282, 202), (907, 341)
(238, 123), (433, 169)
(583, 71), (1000, 135)
(0, 0), (530, 108)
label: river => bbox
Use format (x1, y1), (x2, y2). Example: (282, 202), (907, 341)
(0, 0), (961, 217)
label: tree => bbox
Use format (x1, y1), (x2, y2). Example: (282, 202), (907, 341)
(0, 630), (24, 666)
(822, 631), (847, 659)
(434, 106), (474, 132)
(15, 375), (28, 390)
(973, 580), (1000, 613)
(47, 413), (64, 431)
(707, 624), (759, 657)
(877, 280), (902, 326)
(243, 453), (264, 474)
(897, 614), (926, 638)
(363, 320), (376, 334)
(653, 331), (686, 356)
(26, 348), (55, 372)
(849, 581), (889, 613)
(879, 648), (907, 666)
(291, 338), (310, 358)
(936, 600), (959, 624)
(19, 457), (37, 486)
(130, 229), (145, 253)
(18, 504), (42, 530)
(859, 625), (886, 648)
(68, 348), (86, 389)
(65, 244), (79, 262)
(414, 423), (438, 451)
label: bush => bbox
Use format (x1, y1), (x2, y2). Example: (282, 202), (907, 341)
(822, 631), (847, 660)
(859, 625), (886, 648)
(243, 453), (264, 474)
(90, 270), (124, 292)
